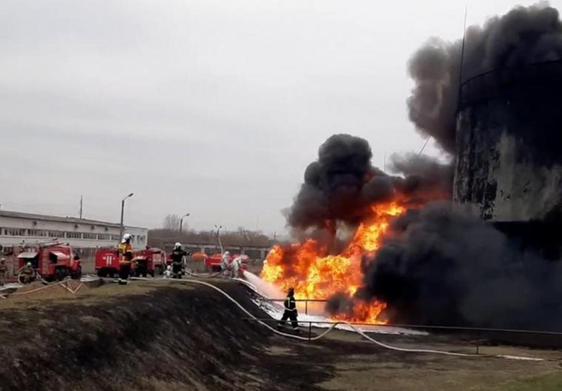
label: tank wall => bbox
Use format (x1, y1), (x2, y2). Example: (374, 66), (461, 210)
(454, 66), (562, 223)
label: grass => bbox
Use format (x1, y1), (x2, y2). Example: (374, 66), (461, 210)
(495, 372), (562, 391)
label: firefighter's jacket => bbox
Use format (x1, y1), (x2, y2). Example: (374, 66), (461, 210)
(119, 242), (133, 263)
(284, 295), (297, 313)
(170, 249), (187, 266)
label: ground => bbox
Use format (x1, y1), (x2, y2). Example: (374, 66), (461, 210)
(0, 278), (560, 390)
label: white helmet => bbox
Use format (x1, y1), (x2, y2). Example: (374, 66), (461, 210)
(123, 233), (131, 240)
(224, 251), (230, 256)
(174, 242), (182, 248)
(26, 262), (32, 267)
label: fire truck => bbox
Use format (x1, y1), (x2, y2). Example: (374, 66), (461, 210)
(17, 243), (82, 282)
(94, 248), (121, 277)
(95, 247), (167, 277)
(131, 247), (167, 277)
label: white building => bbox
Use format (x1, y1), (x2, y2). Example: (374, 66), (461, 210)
(0, 210), (147, 258)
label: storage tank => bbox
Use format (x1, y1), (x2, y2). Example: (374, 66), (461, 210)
(454, 61), (562, 223)
(454, 61), (562, 259)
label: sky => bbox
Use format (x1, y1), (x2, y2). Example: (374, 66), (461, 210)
(0, 0), (558, 235)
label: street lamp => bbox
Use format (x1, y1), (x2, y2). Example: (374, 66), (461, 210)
(214, 224), (223, 253)
(179, 213), (190, 233)
(119, 193), (134, 239)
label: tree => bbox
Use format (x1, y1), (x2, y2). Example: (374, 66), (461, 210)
(162, 214), (181, 231)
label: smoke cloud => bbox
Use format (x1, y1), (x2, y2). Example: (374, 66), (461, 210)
(408, 3), (562, 155)
(287, 134), (451, 231)
(362, 203), (562, 330)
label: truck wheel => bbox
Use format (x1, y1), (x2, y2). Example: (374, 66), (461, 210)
(71, 266), (82, 280)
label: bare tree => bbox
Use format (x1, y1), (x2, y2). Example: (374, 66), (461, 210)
(162, 214), (181, 231)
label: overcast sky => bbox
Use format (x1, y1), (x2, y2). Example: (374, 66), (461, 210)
(0, 0), (557, 234)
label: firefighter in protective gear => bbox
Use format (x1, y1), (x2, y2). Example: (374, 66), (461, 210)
(118, 233), (133, 284)
(221, 251), (230, 275)
(170, 242), (187, 278)
(231, 255), (243, 278)
(20, 262), (34, 284)
(279, 287), (299, 330)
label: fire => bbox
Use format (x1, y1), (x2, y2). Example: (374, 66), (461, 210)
(261, 201), (405, 324)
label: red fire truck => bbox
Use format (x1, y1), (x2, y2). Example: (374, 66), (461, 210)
(94, 248), (120, 277)
(17, 243), (82, 282)
(131, 247), (167, 277)
(95, 247), (167, 277)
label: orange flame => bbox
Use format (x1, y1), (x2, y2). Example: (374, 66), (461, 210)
(261, 201), (405, 324)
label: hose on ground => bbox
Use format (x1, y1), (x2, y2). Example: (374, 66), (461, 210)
(153, 277), (542, 361)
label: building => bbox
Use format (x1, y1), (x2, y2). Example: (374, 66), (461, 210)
(0, 210), (147, 266)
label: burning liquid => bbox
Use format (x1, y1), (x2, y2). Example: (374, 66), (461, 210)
(261, 202), (405, 324)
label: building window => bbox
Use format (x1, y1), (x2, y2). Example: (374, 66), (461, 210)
(28, 229), (48, 237)
(111, 235), (121, 241)
(5, 228), (26, 236)
(66, 232), (82, 239)
(97, 234), (111, 241)
(83, 233), (97, 240)
(48, 231), (63, 238)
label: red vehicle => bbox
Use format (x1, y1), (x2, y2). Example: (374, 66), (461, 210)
(131, 247), (167, 277)
(204, 253), (249, 273)
(94, 248), (121, 277)
(17, 243), (81, 282)
(96, 247), (167, 277)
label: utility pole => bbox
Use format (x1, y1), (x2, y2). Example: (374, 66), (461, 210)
(179, 213), (190, 233)
(214, 225), (223, 253)
(79, 195), (83, 219)
(119, 193), (134, 239)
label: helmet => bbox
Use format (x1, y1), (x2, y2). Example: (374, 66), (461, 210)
(224, 251), (230, 256)
(123, 233), (131, 240)
(26, 262), (32, 267)
(174, 242), (181, 248)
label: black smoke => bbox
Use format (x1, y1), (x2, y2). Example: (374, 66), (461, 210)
(362, 203), (562, 330)
(388, 153), (453, 200)
(408, 3), (562, 155)
(287, 134), (451, 232)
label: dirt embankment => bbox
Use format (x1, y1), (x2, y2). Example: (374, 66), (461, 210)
(0, 281), (327, 391)
(1, 280), (562, 391)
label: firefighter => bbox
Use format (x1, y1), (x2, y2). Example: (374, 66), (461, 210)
(0, 258), (7, 286)
(221, 251), (230, 276)
(20, 262), (34, 284)
(170, 242), (187, 278)
(231, 255), (243, 279)
(118, 233), (133, 284)
(278, 287), (299, 330)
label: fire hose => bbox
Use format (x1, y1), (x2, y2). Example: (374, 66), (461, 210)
(9, 280), (83, 296)
(145, 276), (543, 361)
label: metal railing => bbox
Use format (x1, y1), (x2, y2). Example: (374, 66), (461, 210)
(246, 312), (562, 351)
(259, 298), (329, 315)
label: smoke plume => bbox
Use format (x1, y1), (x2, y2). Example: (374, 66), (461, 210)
(408, 3), (562, 155)
(362, 203), (562, 330)
(287, 134), (451, 232)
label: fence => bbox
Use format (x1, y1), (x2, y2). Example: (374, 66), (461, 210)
(254, 298), (562, 349)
